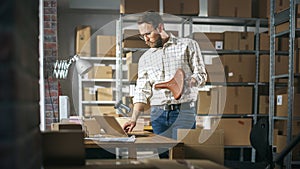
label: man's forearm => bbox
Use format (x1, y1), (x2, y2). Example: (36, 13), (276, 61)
(131, 102), (146, 122)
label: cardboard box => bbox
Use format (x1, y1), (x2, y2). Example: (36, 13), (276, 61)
(193, 32), (224, 50)
(205, 56), (226, 83)
(259, 33), (269, 51)
(83, 87), (96, 101)
(224, 32), (254, 50)
(75, 25), (91, 56)
(123, 39), (149, 48)
(197, 89), (219, 115)
(221, 86), (253, 115)
(84, 105), (116, 117)
(276, 92), (300, 117)
(127, 63), (138, 82)
(208, 0), (252, 18)
(276, 135), (300, 160)
(88, 66), (113, 79)
(120, 0), (159, 14)
(259, 95), (269, 115)
(221, 55), (256, 82)
(252, 0), (268, 18)
(216, 118), (252, 146)
(259, 55), (269, 82)
(97, 88), (113, 101)
(83, 118), (101, 137)
(177, 129), (224, 165)
(96, 35), (116, 57)
(126, 51), (144, 64)
(163, 0), (199, 15)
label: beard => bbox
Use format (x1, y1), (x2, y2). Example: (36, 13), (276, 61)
(146, 35), (163, 48)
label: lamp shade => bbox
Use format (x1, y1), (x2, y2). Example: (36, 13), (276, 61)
(75, 59), (92, 75)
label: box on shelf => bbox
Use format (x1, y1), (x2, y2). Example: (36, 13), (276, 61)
(177, 128), (224, 165)
(127, 63), (138, 82)
(208, 0), (252, 18)
(163, 0), (199, 15)
(259, 33), (269, 51)
(126, 51), (144, 64)
(205, 56), (226, 83)
(120, 0), (159, 14)
(97, 87), (113, 101)
(83, 87), (96, 101)
(216, 118), (252, 146)
(193, 32), (224, 50)
(220, 86), (253, 115)
(267, 0), (290, 15)
(123, 39), (149, 48)
(276, 90), (300, 117)
(221, 55), (256, 82)
(96, 35), (116, 57)
(197, 89), (219, 115)
(84, 105), (116, 117)
(224, 32), (254, 50)
(259, 95), (269, 115)
(276, 134), (300, 160)
(75, 25), (91, 56)
(252, 0), (268, 18)
(88, 66), (113, 79)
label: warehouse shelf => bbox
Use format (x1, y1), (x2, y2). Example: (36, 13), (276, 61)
(191, 16), (268, 27)
(269, 0), (300, 168)
(81, 101), (116, 105)
(81, 79), (129, 83)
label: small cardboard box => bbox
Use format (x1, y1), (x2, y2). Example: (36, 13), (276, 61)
(216, 118), (252, 146)
(83, 118), (101, 137)
(221, 86), (253, 115)
(163, 0), (199, 15)
(224, 32), (254, 50)
(97, 88), (113, 101)
(83, 87), (96, 101)
(193, 32), (224, 50)
(75, 25), (91, 56)
(84, 105), (116, 117)
(177, 128), (224, 165)
(259, 95), (269, 115)
(208, 0), (252, 18)
(276, 92), (300, 117)
(221, 55), (256, 83)
(96, 35), (116, 57)
(126, 51), (144, 64)
(120, 0), (159, 14)
(197, 89), (219, 115)
(127, 63), (138, 82)
(88, 66), (113, 79)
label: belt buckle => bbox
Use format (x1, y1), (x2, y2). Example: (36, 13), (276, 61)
(164, 104), (170, 110)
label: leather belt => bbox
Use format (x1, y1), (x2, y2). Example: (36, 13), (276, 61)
(153, 102), (194, 111)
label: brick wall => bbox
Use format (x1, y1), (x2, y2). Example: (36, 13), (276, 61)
(0, 0), (42, 168)
(44, 0), (59, 129)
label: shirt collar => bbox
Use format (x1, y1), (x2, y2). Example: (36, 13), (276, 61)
(149, 33), (177, 52)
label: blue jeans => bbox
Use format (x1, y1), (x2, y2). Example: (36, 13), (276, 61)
(150, 103), (196, 158)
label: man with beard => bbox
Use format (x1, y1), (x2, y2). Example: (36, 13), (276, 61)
(123, 11), (207, 158)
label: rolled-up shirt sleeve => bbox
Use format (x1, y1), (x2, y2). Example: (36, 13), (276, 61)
(189, 40), (207, 87)
(132, 57), (152, 104)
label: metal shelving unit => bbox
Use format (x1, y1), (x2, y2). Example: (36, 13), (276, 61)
(190, 16), (268, 163)
(78, 56), (128, 117)
(269, 0), (299, 168)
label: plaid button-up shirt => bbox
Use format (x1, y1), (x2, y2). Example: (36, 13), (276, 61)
(132, 34), (207, 106)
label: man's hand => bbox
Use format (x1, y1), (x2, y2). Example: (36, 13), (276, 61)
(189, 77), (197, 87)
(123, 120), (136, 133)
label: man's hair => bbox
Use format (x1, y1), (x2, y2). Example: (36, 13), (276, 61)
(137, 11), (164, 28)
